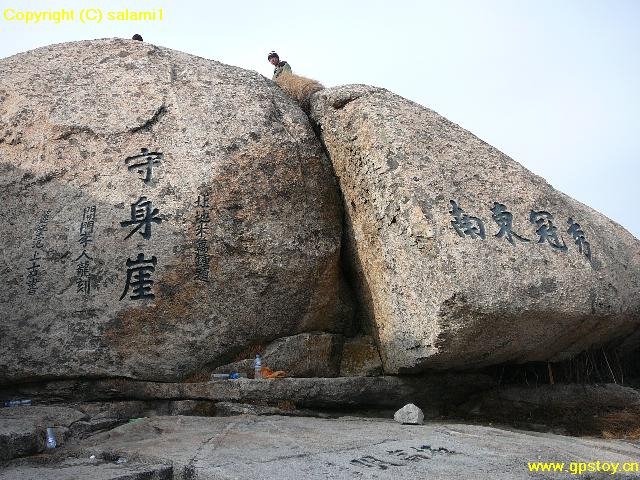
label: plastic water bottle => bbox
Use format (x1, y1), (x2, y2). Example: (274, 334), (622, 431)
(45, 427), (57, 449)
(254, 354), (262, 379)
(3, 399), (31, 407)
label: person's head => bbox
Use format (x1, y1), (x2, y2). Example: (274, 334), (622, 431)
(132, 34), (143, 41)
(268, 51), (279, 66)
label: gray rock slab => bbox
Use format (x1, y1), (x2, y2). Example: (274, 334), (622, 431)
(310, 84), (640, 372)
(0, 457), (171, 480)
(476, 383), (640, 410)
(214, 401), (331, 418)
(0, 38), (350, 384)
(0, 405), (86, 461)
(0, 375), (495, 411)
(71, 415), (640, 479)
(0, 418), (43, 462)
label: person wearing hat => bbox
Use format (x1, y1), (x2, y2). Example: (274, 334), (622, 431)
(268, 51), (292, 80)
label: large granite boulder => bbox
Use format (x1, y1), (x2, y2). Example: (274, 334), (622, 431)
(0, 39), (350, 383)
(310, 84), (640, 373)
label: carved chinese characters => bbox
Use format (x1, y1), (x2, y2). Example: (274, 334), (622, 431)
(193, 188), (211, 283)
(75, 206), (97, 294)
(450, 200), (592, 263)
(119, 149), (164, 301)
(26, 211), (51, 295)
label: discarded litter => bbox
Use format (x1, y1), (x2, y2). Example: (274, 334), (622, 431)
(116, 457), (127, 464)
(260, 366), (287, 379)
(3, 399), (32, 407)
(45, 427), (57, 449)
(211, 372), (247, 381)
(89, 455), (96, 460)
(254, 354), (262, 379)
(128, 417), (146, 424)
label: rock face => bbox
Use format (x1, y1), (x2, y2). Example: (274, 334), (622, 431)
(340, 335), (383, 376)
(213, 332), (344, 378)
(0, 458), (172, 480)
(0, 405), (85, 461)
(70, 415), (640, 480)
(0, 39), (351, 384)
(0, 375), (496, 411)
(310, 84), (640, 373)
(259, 332), (344, 377)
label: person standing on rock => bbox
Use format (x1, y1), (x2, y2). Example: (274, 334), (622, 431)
(268, 51), (292, 80)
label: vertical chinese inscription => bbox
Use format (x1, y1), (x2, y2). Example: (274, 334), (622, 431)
(119, 148), (164, 301)
(194, 188), (211, 282)
(75, 205), (97, 294)
(26, 210), (51, 295)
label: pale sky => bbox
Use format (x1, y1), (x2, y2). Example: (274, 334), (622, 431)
(1, 0), (638, 238)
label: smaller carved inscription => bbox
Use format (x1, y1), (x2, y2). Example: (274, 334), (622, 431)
(26, 210), (51, 295)
(75, 205), (97, 294)
(194, 188), (212, 282)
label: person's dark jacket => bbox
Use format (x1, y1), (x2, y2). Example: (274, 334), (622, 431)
(272, 61), (292, 80)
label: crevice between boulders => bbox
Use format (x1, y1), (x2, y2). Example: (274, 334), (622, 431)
(303, 91), (386, 376)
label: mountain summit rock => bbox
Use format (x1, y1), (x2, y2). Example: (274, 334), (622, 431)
(0, 39), (351, 383)
(310, 84), (640, 373)
(1, 40), (639, 386)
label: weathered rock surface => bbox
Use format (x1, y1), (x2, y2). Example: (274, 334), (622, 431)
(471, 383), (640, 411)
(340, 334), (383, 376)
(0, 38), (351, 384)
(0, 457), (172, 480)
(67, 415), (640, 479)
(310, 84), (640, 372)
(260, 332), (343, 377)
(458, 383), (640, 435)
(394, 403), (424, 424)
(0, 405), (85, 460)
(214, 401), (331, 418)
(0, 416), (43, 462)
(0, 375), (495, 411)
(214, 332), (344, 378)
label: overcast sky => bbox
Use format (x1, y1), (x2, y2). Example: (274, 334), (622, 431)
(1, 0), (638, 238)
